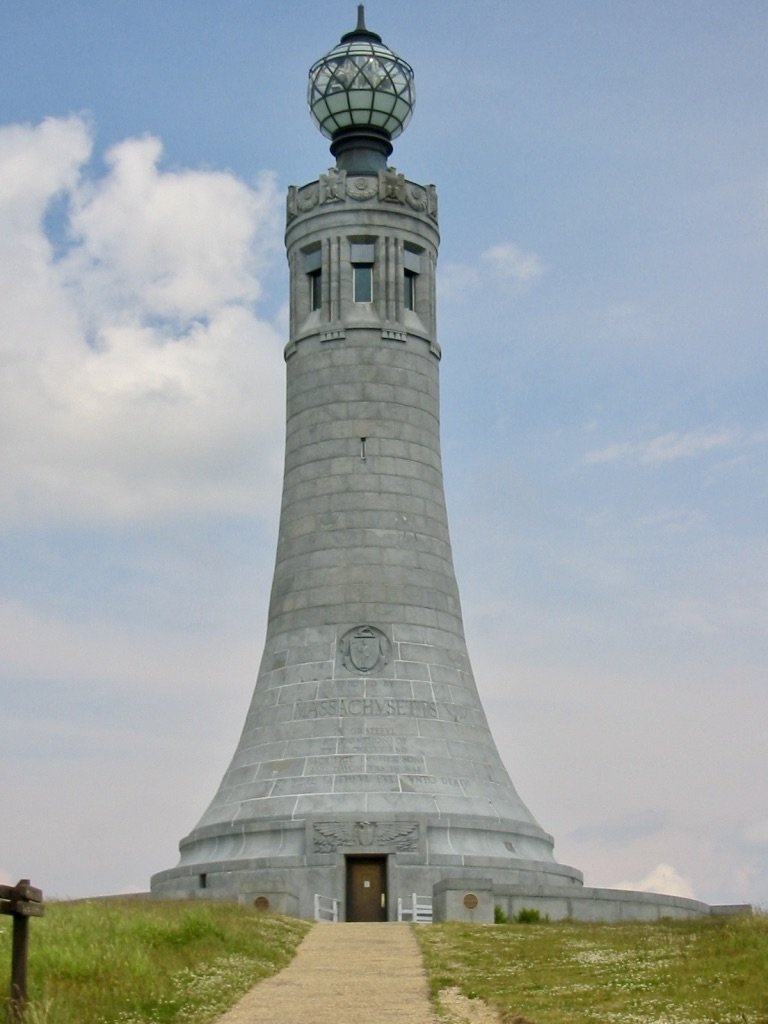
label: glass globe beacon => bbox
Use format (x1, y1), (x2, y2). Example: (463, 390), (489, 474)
(308, 7), (414, 143)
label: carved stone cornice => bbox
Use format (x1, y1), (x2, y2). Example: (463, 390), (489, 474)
(287, 167), (438, 224)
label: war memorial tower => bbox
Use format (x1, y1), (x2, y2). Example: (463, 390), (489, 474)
(152, 9), (721, 923)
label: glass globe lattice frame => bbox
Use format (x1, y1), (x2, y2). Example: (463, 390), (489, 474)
(308, 38), (415, 141)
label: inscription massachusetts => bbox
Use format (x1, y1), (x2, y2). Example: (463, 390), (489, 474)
(294, 697), (438, 720)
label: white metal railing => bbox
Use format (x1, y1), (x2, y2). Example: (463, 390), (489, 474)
(397, 893), (433, 923)
(314, 892), (340, 922)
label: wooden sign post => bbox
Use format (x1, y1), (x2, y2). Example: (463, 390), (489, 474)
(0, 880), (44, 1023)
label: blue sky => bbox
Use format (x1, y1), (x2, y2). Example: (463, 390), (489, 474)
(1, 0), (766, 907)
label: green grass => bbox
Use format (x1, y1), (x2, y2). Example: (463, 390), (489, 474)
(416, 913), (768, 1024)
(0, 899), (311, 1024)
(5, 901), (767, 1024)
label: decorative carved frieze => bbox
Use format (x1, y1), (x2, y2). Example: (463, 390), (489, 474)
(312, 820), (420, 853)
(286, 168), (437, 223)
(286, 183), (320, 220)
(320, 166), (346, 204)
(380, 167), (405, 203)
(347, 175), (379, 202)
(406, 183), (438, 219)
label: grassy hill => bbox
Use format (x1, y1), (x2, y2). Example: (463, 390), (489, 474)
(1, 899), (764, 1023)
(417, 913), (767, 1024)
(0, 899), (310, 1024)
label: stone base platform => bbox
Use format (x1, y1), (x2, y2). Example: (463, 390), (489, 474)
(152, 855), (750, 923)
(436, 877), (751, 924)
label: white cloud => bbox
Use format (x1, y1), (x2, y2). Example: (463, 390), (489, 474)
(0, 117), (285, 528)
(0, 115), (90, 222)
(481, 241), (543, 291)
(63, 135), (277, 319)
(584, 428), (738, 466)
(610, 863), (696, 900)
(439, 240), (543, 301)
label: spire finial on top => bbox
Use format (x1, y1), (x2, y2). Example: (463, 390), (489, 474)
(340, 4), (382, 44)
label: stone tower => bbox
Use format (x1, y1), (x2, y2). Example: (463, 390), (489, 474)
(151, 6), (583, 920)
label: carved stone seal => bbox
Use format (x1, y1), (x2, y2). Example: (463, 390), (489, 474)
(339, 624), (391, 675)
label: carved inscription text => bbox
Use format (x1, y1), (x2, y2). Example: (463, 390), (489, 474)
(294, 698), (438, 720)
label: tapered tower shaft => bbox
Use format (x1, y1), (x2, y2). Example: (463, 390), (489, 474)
(152, 10), (581, 918)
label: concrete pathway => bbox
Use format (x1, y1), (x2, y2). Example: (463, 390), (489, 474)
(214, 923), (437, 1024)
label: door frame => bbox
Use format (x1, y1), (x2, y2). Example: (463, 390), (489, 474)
(344, 854), (388, 922)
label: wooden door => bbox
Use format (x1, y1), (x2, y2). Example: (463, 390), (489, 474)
(346, 856), (387, 922)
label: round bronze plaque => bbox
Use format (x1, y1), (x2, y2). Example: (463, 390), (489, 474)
(254, 896), (270, 911)
(463, 893), (479, 910)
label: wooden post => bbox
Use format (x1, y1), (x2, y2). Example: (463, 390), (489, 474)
(9, 914), (29, 1023)
(1, 880), (44, 1023)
